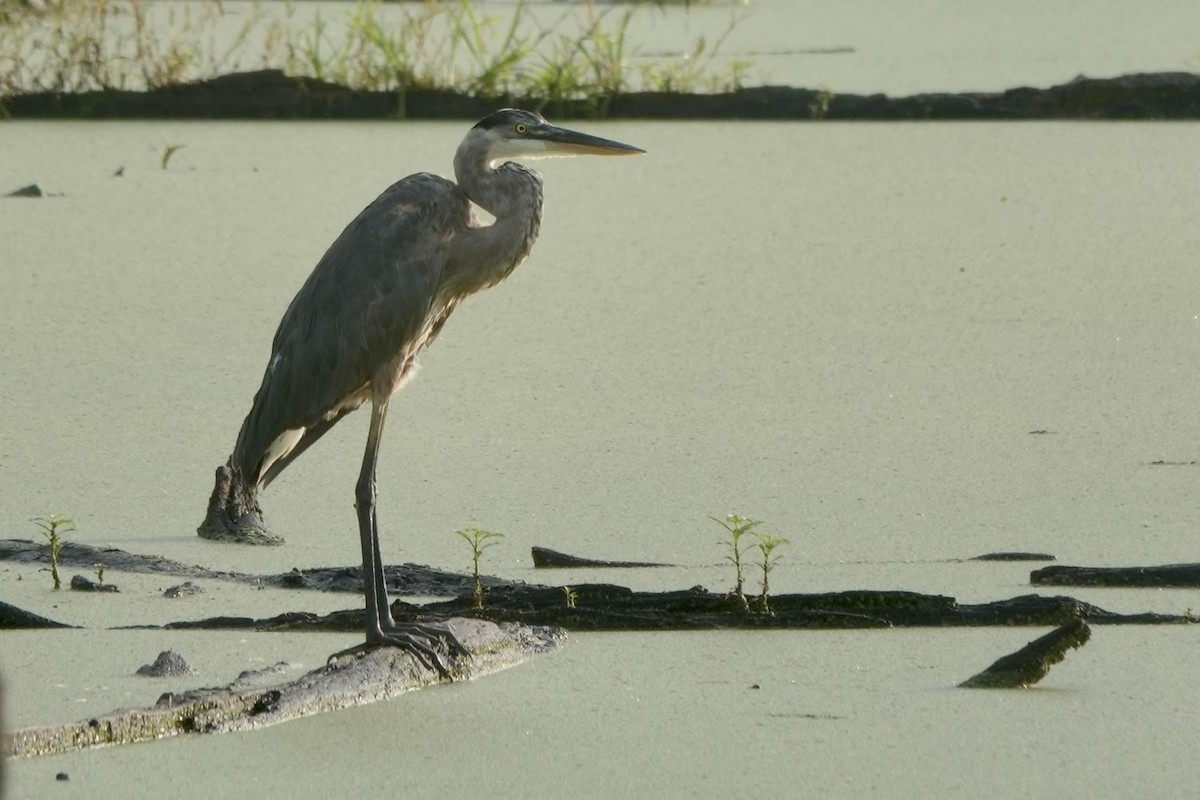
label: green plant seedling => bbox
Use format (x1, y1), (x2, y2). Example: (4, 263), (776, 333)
(454, 527), (504, 609)
(711, 514), (761, 611)
(751, 532), (789, 614)
(562, 585), (578, 609)
(32, 514), (75, 590)
(93, 563), (105, 586)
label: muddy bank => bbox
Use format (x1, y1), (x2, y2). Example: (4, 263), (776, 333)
(4, 71), (1199, 120)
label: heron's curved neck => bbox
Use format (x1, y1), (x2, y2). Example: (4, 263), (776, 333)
(447, 149), (544, 295)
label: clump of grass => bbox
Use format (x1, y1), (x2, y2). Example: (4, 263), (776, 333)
(453, 527), (504, 609)
(0, 0), (266, 95)
(750, 532), (788, 614)
(1, 0), (757, 108)
(711, 514), (761, 611)
(32, 514), (75, 590)
(636, 12), (747, 94)
(527, 4), (634, 112)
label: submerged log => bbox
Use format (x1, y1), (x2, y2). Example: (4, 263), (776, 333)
(971, 552), (1056, 562)
(3, 541), (1191, 631)
(0, 600), (72, 629)
(4, 183), (44, 197)
(3, 619), (562, 758)
(1030, 562), (1200, 588)
(412, 588), (1187, 630)
(530, 546), (673, 568)
(143, 587), (1189, 634)
(959, 619), (1092, 688)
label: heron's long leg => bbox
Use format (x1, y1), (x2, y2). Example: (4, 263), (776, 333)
(348, 399), (467, 677)
(356, 400), (393, 634)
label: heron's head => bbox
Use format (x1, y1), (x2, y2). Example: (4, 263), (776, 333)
(468, 109), (645, 168)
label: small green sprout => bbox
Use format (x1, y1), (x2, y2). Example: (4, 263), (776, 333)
(562, 585), (578, 609)
(454, 527), (504, 609)
(93, 563), (106, 586)
(751, 532), (789, 614)
(711, 514), (762, 611)
(32, 514), (75, 590)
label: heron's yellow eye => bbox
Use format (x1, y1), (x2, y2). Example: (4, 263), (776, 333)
(515, 123), (527, 134)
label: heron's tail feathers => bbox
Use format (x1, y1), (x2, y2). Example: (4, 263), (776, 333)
(197, 460), (284, 546)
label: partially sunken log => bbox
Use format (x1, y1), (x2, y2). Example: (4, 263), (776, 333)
(531, 546), (673, 568)
(4, 619), (562, 758)
(959, 619), (1092, 688)
(0, 600), (72, 629)
(4, 183), (44, 197)
(1031, 563), (1200, 588)
(1, 541), (1192, 633)
(971, 552), (1056, 562)
(143, 588), (1188, 634)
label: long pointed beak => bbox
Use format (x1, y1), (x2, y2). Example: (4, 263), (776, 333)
(535, 124), (646, 157)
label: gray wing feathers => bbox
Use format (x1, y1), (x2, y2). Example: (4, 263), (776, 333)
(232, 173), (469, 483)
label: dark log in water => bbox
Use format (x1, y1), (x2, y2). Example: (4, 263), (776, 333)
(530, 546), (673, 569)
(145, 588), (1188, 634)
(4, 184), (44, 197)
(959, 619), (1092, 688)
(2, 541), (1192, 632)
(0, 600), (72, 629)
(970, 552), (1056, 562)
(1030, 563), (1200, 588)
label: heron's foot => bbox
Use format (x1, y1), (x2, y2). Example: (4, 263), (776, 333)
(197, 462), (285, 546)
(328, 622), (470, 679)
(197, 517), (284, 546)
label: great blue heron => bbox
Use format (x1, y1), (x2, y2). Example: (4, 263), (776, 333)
(198, 109), (644, 674)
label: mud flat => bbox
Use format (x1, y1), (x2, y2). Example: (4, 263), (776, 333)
(4, 70), (1199, 120)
